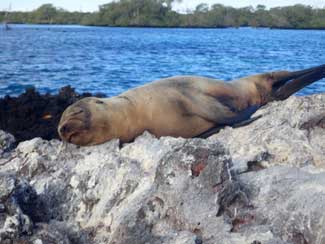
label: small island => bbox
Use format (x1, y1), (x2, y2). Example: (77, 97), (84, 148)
(1, 0), (325, 29)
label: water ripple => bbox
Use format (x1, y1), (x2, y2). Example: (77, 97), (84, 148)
(0, 25), (324, 97)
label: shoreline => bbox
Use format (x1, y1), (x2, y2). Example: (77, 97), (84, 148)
(4, 23), (325, 31)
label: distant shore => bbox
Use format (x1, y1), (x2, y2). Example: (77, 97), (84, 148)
(2, 3), (325, 30)
(3, 23), (325, 31)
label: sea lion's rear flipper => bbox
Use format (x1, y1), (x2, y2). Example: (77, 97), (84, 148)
(195, 115), (262, 139)
(272, 64), (325, 100)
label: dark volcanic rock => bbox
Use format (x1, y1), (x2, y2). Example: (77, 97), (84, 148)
(0, 86), (105, 143)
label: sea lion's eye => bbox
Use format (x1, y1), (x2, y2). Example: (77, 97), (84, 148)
(96, 100), (104, 104)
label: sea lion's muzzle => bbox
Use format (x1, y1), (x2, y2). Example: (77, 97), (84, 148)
(59, 119), (87, 143)
(272, 64), (325, 100)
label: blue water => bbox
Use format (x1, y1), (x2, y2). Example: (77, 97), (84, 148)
(0, 24), (325, 97)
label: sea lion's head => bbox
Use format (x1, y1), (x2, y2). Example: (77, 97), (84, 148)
(58, 97), (112, 146)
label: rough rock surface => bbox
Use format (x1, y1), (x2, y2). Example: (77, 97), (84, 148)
(210, 94), (325, 169)
(0, 94), (324, 244)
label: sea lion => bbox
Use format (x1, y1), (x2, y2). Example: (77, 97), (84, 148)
(58, 64), (325, 146)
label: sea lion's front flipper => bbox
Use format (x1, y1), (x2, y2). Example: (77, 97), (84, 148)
(195, 126), (224, 139)
(195, 115), (262, 139)
(272, 64), (325, 100)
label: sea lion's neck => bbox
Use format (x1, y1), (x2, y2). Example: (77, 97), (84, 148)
(106, 96), (143, 142)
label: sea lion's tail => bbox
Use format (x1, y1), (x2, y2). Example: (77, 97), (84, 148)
(273, 64), (325, 100)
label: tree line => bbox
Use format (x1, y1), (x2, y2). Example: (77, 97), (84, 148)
(1, 1), (325, 29)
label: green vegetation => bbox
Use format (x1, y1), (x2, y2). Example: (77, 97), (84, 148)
(1, 1), (325, 29)
(0, 4), (87, 25)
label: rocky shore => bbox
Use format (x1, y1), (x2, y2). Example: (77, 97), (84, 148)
(0, 94), (324, 244)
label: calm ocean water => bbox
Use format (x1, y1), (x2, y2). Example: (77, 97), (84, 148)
(0, 24), (324, 97)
